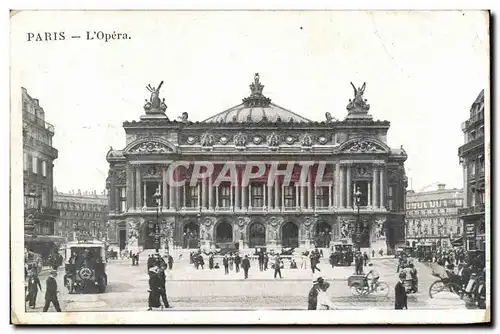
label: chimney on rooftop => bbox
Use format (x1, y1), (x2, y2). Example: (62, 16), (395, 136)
(437, 183), (446, 191)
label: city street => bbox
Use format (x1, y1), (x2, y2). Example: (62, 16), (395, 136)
(28, 255), (468, 312)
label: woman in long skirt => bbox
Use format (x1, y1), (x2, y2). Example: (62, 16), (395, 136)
(147, 267), (162, 311)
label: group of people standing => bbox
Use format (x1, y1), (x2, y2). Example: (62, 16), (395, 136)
(25, 269), (62, 312)
(146, 252), (172, 311)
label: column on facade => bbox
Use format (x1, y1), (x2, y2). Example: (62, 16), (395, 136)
(293, 182), (298, 208)
(300, 179), (306, 208)
(248, 183), (252, 209)
(162, 167), (168, 209)
(135, 167), (141, 209)
(208, 174), (213, 210)
(379, 166), (385, 209)
(334, 163), (339, 208)
(235, 166), (240, 210)
(373, 165), (378, 209)
(307, 168), (313, 209)
(215, 185), (219, 209)
(143, 182), (147, 208)
(339, 164), (345, 208)
(115, 187), (120, 214)
(230, 182), (234, 209)
(281, 183), (285, 209)
(329, 184), (333, 208)
(367, 182), (371, 207)
(169, 168), (175, 210)
(201, 177), (206, 209)
(267, 178), (273, 210)
(346, 164), (352, 207)
(183, 185), (187, 209)
(197, 180), (201, 208)
(263, 183), (267, 209)
(274, 176), (279, 210)
(125, 166), (133, 210)
(242, 180), (247, 210)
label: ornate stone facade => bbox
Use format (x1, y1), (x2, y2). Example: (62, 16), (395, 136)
(106, 75), (408, 253)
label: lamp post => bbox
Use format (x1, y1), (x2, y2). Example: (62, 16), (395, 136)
(153, 188), (162, 252)
(353, 187), (362, 251)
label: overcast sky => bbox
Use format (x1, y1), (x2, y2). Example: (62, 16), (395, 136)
(11, 10), (488, 194)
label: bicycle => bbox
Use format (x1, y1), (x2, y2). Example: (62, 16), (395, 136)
(348, 275), (389, 297)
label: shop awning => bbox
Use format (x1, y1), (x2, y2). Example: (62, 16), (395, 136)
(450, 236), (464, 247)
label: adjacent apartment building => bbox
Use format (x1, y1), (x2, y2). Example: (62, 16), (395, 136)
(458, 89), (486, 251)
(406, 184), (463, 248)
(53, 189), (112, 243)
(22, 87), (60, 236)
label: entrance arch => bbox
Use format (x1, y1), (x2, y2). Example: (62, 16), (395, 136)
(314, 222), (332, 248)
(183, 222), (199, 249)
(248, 222), (266, 248)
(281, 222), (299, 248)
(216, 222), (233, 244)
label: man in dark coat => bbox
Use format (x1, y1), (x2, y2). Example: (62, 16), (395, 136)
(355, 253), (363, 275)
(147, 267), (162, 310)
(273, 255), (282, 279)
(234, 253), (241, 273)
(27, 271), (42, 309)
(310, 252), (321, 274)
(197, 253), (205, 270)
(363, 252), (369, 266)
(209, 254), (214, 270)
(147, 255), (154, 270)
(242, 255), (251, 279)
(157, 267), (171, 308)
(43, 270), (61, 312)
(307, 277), (323, 310)
(258, 251), (264, 271)
(395, 272), (408, 309)
(167, 254), (173, 270)
(264, 253), (269, 271)
(223, 255), (229, 275)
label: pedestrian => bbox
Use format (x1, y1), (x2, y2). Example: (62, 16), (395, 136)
(234, 253), (241, 273)
(301, 252), (308, 270)
(242, 255), (251, 279)
(355, 252), (363, 275)
(209, 254), (214, 270)
(258, 251), (264, 271)
(157, 266), (171, 309)
(147, 254), (154, 270)
(197, 253), (205, 270)
(395, 272), (408, 310)
(147, 266), (162, 311)
(223, 255), (229, 275)
(372, 249), (375, 258)
(43, 270), (61, 312)
(310, 252), (321, 274)
(167, 253), (173, 270)
(307, 277), (323, 310)
(329, 252), (335, 268)
(316, 280), (336, 310)
(264, 253), (269, 271)
(363, 252), (369, 267)
(229, 253), (234, 271)
(273, 255), (282, 279)
(27, 270), (42, 309)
